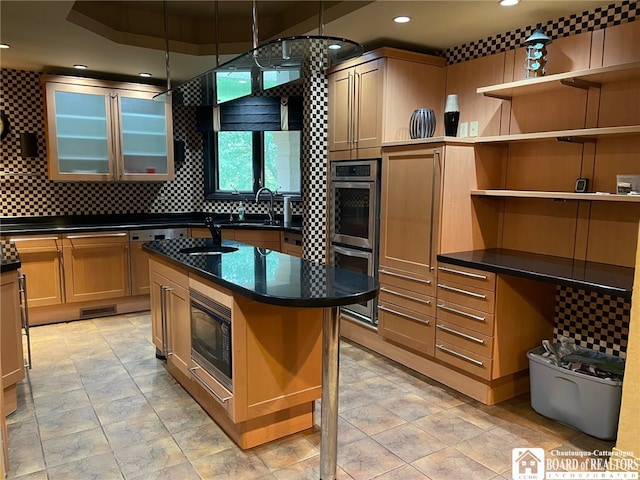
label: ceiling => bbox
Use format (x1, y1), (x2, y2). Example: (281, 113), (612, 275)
(1, 1), (616, 84)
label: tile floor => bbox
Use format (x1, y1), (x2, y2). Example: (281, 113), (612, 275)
(6, 312), (614, 480)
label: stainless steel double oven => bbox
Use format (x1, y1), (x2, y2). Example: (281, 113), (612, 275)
(330, 159), (380, 326)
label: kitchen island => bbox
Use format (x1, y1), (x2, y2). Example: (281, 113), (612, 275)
(143, 237), (378, 480)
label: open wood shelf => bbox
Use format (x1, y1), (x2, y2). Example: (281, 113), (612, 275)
(474, 125), (640, 144)
(477, 61), (640, 99)
(471, 189), (640, 203)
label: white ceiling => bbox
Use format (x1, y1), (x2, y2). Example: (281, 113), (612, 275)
(0, 1), (615, 84)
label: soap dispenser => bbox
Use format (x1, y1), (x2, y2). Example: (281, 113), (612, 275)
(237, 201), (245, 221)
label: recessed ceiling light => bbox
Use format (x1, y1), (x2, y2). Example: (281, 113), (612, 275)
(139, 72), (152, 78)
(393, 16), (411, 24)
(328, 44), (342, 50)
(0, 44), (10, 49)
(73, 64), (88, 70)
(499, 0), (519, 6)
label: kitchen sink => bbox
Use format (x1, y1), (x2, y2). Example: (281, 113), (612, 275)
(179, 246), (238, 255)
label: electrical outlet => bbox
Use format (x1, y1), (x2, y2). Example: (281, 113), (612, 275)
(459, 122), (469, 138)
(469, 120), (479, 137)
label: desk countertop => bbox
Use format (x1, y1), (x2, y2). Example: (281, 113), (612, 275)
(438, 248), (634, 299)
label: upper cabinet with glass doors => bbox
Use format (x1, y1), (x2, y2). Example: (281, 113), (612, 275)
(43, 75), (174, 182)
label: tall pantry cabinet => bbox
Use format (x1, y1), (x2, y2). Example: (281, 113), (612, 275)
(327, 47), (446, 160)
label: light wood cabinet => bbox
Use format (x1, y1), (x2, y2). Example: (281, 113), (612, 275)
(192, 227), (283, 251)
(130, 241), (150, 295)
(149, 257), (190, 377)
(6, 236), (63, 307)
(328, 48), (446, 161)
(62, 232), (130, 303)
(1, 270), (25, 416)
(43, 75), (174, 182)
(280, 231), (302, 257)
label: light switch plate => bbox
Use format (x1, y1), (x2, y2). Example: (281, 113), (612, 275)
(469, 121), (479, 137)
(459, 122), (469, 137)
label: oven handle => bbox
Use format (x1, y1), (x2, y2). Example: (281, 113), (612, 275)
(332, 244), (371, 260)
(190, 365), (232, 403)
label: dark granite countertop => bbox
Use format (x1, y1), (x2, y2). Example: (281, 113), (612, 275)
(1, 240), (21, 273)
(438, 248), (634, 299)
(143, 237), (378, 308)
(0, 213), (303, 236)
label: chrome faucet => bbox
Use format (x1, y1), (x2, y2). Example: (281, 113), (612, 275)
(255, 187), (275, 225)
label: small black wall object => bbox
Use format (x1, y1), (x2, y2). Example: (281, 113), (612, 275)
(20, 132), (38, 157)
(174, 139), (185, 163)
(575, 178), (589, 193)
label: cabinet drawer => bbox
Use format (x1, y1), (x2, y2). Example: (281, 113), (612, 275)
(435, 320), (493, 358)
(435, 340), (492, 380)
(378, 268), (434, 297)
(436, 279), (495, 314)
(190, 358), (234, 419)
(379, 286), (435, 317)
(437, 264), (495, 291)
(377, 302), (434, 356)
(435, 300), (494, 335)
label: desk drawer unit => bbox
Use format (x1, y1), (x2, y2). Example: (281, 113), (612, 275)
(437, 265), (495, 291)
(379, 268), (434, 297)
(435, 320), (493, 358)
(435, 339), (492, 380)
(436, 279), (495, 314)
(378, 300), (435, 356)
(435, 300), (494, 336)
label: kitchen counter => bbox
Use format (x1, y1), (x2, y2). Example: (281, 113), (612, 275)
(0, 213), (303, 236)
(0, 241), (21, 273)
(438, 248), (634, 299)
(143, 237), (377, 308)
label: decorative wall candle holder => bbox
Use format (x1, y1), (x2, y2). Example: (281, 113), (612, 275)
(524, 29), (551, 78)
(409, 108), (436, 139)
(444, 94), (460, 137)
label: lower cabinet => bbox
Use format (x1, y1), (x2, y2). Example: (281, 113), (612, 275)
(6, 236), (63, 308)
(1, 270), (25, 417)
(62, 232), (130, 303)
(280, 231), (302, 257)
(149, 257), (190, 377)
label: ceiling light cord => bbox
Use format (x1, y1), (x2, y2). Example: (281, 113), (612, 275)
(215, 0), (220, 67)
(252, 0), (259, 50)
(163, 0), (171, 91)
(318, 0), (324, 36)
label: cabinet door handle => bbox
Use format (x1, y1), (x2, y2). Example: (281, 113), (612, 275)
(160, 285), (172, 356)
(11, 236), (59, 242)
(190, 366), (232, 403)
(353, 72), (360, 146)
(436, 304), (486, 322)
(380, 287), (431, 305)
(438, 266), (488, 280)
(66, 233), (128, 239)
(377, 305), (430, 326)
(437, 283), (487, 299)
(436, 324), (484, 344)
(378, 269), (431, 285)
(428, 150), (439, 272)
(18, 274), (32, 369)
(436, 344), (484, 366)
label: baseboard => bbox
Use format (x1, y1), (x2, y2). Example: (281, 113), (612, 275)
(29, 295), (150, 325)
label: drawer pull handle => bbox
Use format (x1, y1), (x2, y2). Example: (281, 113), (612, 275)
(436, 304), (486, 322)
(377, 305), (430, 326)
(437, 283), (487, 299)
(379, 269), (431, 285)
(438, 266), (487, 280)
(436, 345), (484, 366)
(436, 324), (484, 344)
(380, 287), (431, 305)
(11, 236), (59, 242)
(189, 366), (232, 403)
(66, 233), (128, 239)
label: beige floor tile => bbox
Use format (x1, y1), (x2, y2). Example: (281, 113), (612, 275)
(4, 470), (48, 480)
(172, 422), (236, 462)
(33, 388), (91, 417)
(127, 461), (201, 480)
(379, 391), (446, 422)
(413, 409), (486, 446)
(337, 437), (405, 480)
(41, 426), (111, 469)
(113, 436), (187, 479)
(453, 429), (515, 474)
(121, 357), (167, 378)
(340, 403), (407, 436)
(78, 364), (133, 387)
(29, 372), (84, 399)
(92, 394), (155, 426)
(271, 455), (353, 479)
(37, 405), (101, 441)
(156, 401), (213, 434)
(190, 447), (271, 480)
(6, 438), (45, 478)
(370, 464), (432, 479)
(253, 435), (319, 470)
(46, 452), (123, 480)
(411, 446), (498, 480)
(84, 376), (142, 404)
(372, 423), (447, 463)
(102, 411), (170, 450)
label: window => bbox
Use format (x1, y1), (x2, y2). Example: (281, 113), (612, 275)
(203, 95), (303, 200)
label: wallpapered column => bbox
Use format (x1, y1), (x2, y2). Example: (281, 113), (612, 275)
(301, 40), (329, 264)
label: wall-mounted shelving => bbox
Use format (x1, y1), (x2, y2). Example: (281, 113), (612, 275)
(471, 189), (640, 203)
(475, 125), (640, 144)
(477, 61), (640, 100)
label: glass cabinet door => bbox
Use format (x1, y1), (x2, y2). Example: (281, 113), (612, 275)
(118, 91), (172, 180)
(47, 83), (114, 180)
